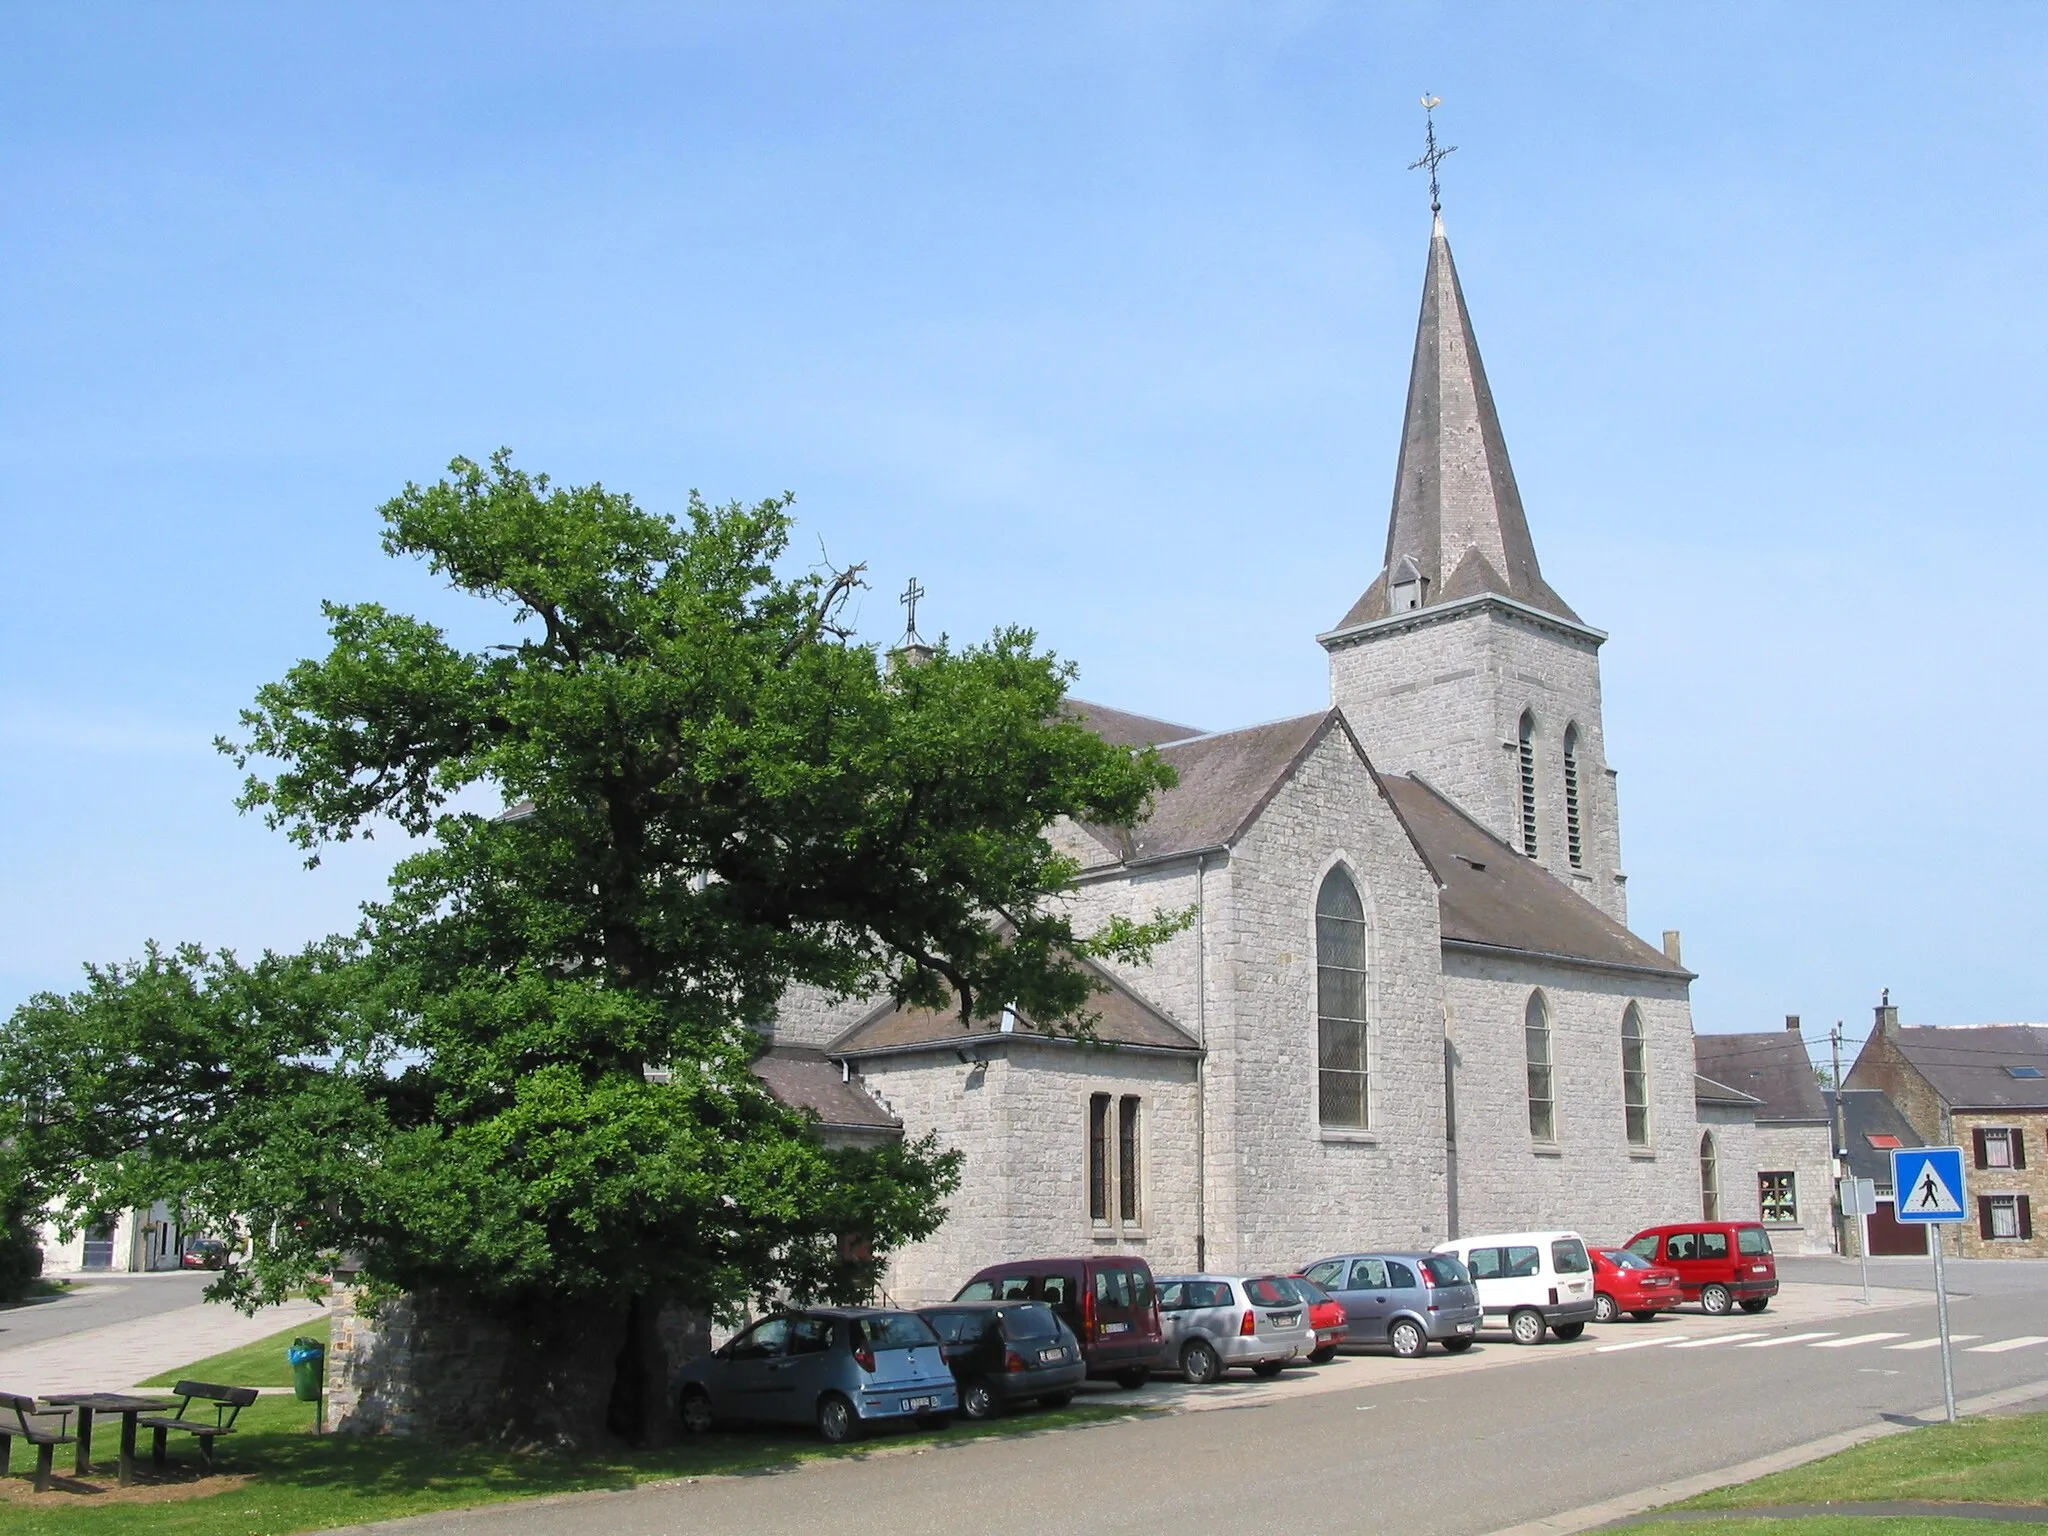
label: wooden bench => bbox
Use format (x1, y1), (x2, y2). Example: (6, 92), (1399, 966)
(0, 1393), (76, 1493)
(133, 1381), (259, 1473)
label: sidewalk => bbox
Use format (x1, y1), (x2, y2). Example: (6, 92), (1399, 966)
(0, 1294), (329, 1394)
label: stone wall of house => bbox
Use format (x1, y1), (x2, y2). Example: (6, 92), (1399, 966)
(1754, 1121), (1839, 1254)
(863, 1042), (1200, 1304)
(1953, 1110), (2048, 1259)
(1443, 951), (1701, 1242)
(1695, 1103), (1764, 1225)
(1327, 603), (1627, 925)
(1844, 1030), (1945, 1144)
(770, 982), (885, 1049)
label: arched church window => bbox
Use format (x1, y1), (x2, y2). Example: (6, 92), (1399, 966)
(1524, 991), (1555, 1141)
(1621, 1004), (1650, 1146)
(1563, 724), (1584, 869)
(1518, 712), (1539, 858)
(1316, 868), (1370, 1129)
(1700, 1131), (1722, 1220)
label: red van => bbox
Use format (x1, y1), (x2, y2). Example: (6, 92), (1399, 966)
(954, 1256), (1163, 1387)
(1622, 1223), (1778, 1315)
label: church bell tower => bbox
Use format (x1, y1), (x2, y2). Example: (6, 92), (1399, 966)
(1323, 214), (1629, 924)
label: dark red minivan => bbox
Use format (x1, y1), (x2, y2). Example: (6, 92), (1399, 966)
(1622, 1222), (1778, 1315)
(954, 1256), (1163, 1387)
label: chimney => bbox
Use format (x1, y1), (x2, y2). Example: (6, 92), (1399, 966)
(1875, 988), (1900, 1038)
(1785, 1014), (1801, 1034)
(1661, 929), (1682, 965)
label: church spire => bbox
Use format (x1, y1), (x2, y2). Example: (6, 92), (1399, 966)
(1332, 215), (1579, 631)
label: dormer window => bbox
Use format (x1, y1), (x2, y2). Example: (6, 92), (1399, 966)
(1388, 555), (1427, 613)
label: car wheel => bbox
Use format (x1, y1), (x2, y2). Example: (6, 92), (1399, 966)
(679, 1387), (715, 1436)
(1440, 1337), (1474, 1353)
(1594, 1293), (1620, 1324)
(1701, 1284), (1734, 1317)
(960, 1379), (999, 1421)
(816, 1392), (862, 1445)
(1509, 1308), (1546, 1346)
(1251, 1360), (1285, 1378)
(1551, 1321), (1586, 1342)
(1180, 1340), (1222, 1385)
(1630, 1311), (1659, 1323)
(1389, 1319), (1427, 1359)
(1038, 1391), (1074, 1409)
(1116, 1366), (1151, 1390)
(1740, 1297), (1770, 1314)
(1308, 1344), (1337, 1365)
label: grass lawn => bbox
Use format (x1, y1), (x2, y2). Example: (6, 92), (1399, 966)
(0, 1386), (1153, 1535)
(138, 1320), (330, 1391)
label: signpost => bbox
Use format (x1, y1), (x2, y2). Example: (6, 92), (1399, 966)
(1840, 1176), (1877, 1304)
(1892, 1146), (1969, 1423)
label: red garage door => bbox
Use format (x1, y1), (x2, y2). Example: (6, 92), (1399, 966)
(1867, 1199), (1927, 1256)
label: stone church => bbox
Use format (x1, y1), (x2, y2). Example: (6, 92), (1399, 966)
(766, 215), (1755, 1302)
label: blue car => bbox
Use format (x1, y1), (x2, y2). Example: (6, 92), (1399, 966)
(676, 1307), (959, 1443)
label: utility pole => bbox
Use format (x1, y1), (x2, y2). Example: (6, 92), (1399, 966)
(1830, 1022), (1851, 1256)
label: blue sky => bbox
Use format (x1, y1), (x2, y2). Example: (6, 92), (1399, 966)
(3, 4), (2044, 1050)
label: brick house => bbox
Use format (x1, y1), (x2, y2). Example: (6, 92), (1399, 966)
(1844, 1002), (2047, 1257)
(1695, 1022), (1837, 1254)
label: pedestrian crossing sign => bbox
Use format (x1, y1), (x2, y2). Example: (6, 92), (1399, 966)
(1892, 1146), (1967, 1223)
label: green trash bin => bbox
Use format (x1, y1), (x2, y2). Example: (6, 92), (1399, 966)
(289, 1336), (326, 1403)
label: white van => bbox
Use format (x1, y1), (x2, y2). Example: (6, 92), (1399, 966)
(1430, 1231), (1597, 1346)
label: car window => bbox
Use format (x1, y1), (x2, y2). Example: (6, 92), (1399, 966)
(1093, 1266), (1132, 1311)
(852, 1313), (938, 1351)
(1157, 1281), (1188, 1311)
(1626, 1235), (1661, 1261)
(1665, 1232), (1698, 1262)
(1699, 1231), (1730, 1261)
(999, 1305), (1060, 1340)
(1123, 1268), (1155, 1311)
(1385, 1261), (1417, 1289)
(1187, 1281), (1231, 1308)
(1351, 1259), (1391, 1289)
(1551, 1239), (1590, 1275)
(1465, 1248), (1502, 1281)
(1037, 1274), (1072, 1308)
(729, 1317), (790, 1360)
(921, 1310), (973, 1344)
(789, 1317), (835, 1355)
(955, 1280), (997, 1301)
(1420, 1256), (1470, 1287)
(1601, 1249), (1649, 1271)
(1738, 1227), (1773, 1256)
(1244, 1276), (1292, 1307)
(1289, 1276), (1332, 1304)
(1304, 1260), (1346, 1289)
(1001, 1276), (1035, 1301)
(1503, 1246), (1541, 1278)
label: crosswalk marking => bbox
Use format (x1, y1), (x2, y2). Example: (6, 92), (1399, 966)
(1886, 1336), (1980, 1351)
(1595, 1336), (1681, 1353)
(1670, 1332), (1765, 1349)
(1809, 1333), (1908, 1348)
(1966, 1336), (2048, 1354)
(1737, 1332), (1838, 1348)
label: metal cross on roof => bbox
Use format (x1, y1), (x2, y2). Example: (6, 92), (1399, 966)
(1409, 94), (1457, 215)
(899, 576), (926, 645)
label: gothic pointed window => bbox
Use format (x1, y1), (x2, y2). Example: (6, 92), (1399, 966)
(1525, 991), (1555, 1142)
(1316, 868), (1370, 1128)
(1518, 712), (1539, 858)
(1700, 1131), (1722, 1220)
(1563, 724), (1584, 869)
(1621, 1004), (1650, 1146)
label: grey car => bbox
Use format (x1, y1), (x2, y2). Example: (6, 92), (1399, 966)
(1300, 1252), (1483, 1358)
(1154, 1274), (1319, 1384)
(676, 1308), (958, 1444)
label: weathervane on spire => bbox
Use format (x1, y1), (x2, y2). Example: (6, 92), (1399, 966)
(1409, 95), (1457, 215)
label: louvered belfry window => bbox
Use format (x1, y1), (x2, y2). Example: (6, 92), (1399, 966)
(1518, 712), (1539, 858)
(1316, 868), (1371, 1128)
(1563, 724), (1584, 868)
(1525, 991), (1555, 1141)
(1621, 1004), (1650, 1146)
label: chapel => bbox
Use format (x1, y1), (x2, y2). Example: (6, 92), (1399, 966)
(765, 214), (1752, 1301)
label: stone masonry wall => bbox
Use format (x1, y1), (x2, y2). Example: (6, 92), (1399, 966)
(1754, 1121), (1839, 1255)
(1953, 1110), (2048, 1259)
(1697, 1104), (1764, 1225)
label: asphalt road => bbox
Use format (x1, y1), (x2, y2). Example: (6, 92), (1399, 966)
(0, 1271), (213, 1352)
(356, 1282), (2048, 1536)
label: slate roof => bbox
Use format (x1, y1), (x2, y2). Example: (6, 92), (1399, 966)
(1695, 1073), (1764, 1108)
(1329, 215), (1580, 635)
(1824, 1089), (1925, 1187)
(751, 1046), (902, 1134)
(830, 957), (1199, 1058)
(1378, 774), (1690, 977)
(1887, 1024), (2048, 1110)
(1062, 699), (1203, 748)
(1694, 1032), (1829, 1123)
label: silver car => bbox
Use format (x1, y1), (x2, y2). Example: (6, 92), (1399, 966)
(1300, 1251), (1483, 1358)
(676, 1308), (958, 1443)
(1154, 1274), (1319, 1384)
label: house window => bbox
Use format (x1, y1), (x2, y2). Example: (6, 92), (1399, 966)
(1620, 1004), (1650, 1146)
(1700, 1132), (1721, 1220)
(1981, 1194), (2031, 1241)
(1316, 868), (1370, 1128)
(1760, 1171), (1798, 1223)
(1974, 1127), (2024, 1170)
(1563, 724), (1584, 868)
(1088, 1093), (1111, 1225)
(1525, 991), (1555, 1142)
(1118, 1096), (1142, 1226)
(1518, 712), (1539, 858)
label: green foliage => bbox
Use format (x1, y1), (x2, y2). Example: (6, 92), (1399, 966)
(0, 452), (1180, 1331)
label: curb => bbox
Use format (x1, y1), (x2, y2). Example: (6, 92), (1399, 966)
(1480, 1377), (2048, 1536)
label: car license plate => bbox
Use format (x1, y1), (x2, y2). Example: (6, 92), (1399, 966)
(1456, 1322), (1476, 1333)
(1039, 1346), (1066, 1363)
(1101, 1321), (1129, 1334)
(900, 1395), (938, 1413)
(1272, 1312), (1299, 1327)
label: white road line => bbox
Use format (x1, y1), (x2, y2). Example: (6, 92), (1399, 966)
(1737, 1332), (1839, 1348)
(1593, 1336), (1683, 1353)
(1886, 1335), (1981, 1351)
(1669, 1332), (1765, 1349)
(1967, 1336), (2048, 1354)
(1810, 1332), (1909, 1348)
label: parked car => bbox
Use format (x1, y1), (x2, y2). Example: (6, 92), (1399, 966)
(180, 1237), (228, 1270)
(1431, 1231), (1597, 1345)
(676, 1308), (957, 1444)
(954, 1256), (1162, 1388)
(1282, 1274), (1349, 1363)
(1589, 1246), (1683, 1323)
(1153, 1274), (1318, 1383)
(1300, 1251), (1482, 1357)
(914, 1300), (1086, 1419)
(1623, 1222), (1778, 1315)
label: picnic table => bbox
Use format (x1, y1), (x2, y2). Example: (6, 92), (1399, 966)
(39, 1393), (176, 1486)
